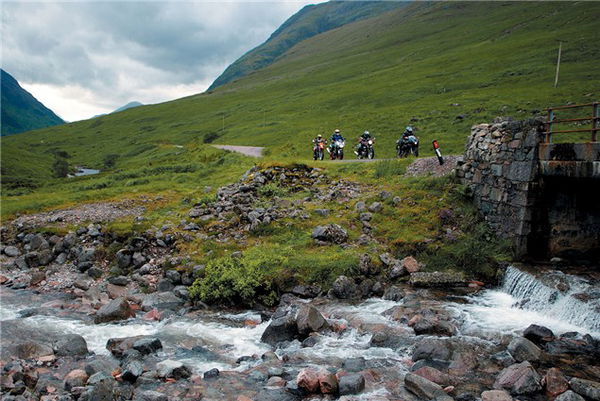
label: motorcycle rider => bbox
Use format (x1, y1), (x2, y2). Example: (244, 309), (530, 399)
(329, 129), (345, 154)
(397, 126), (418, 156)
(356, 130), (373, 155)
(312, 134), (327, 159)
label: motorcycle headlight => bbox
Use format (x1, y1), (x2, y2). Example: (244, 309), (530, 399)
(368, 140), (373, 145)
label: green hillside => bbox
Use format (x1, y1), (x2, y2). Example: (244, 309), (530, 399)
(2, 1), (599, 215)
(208, 1), (406, 90)
(1, 69), (64, 136)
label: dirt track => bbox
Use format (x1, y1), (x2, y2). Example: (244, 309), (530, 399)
(212, 145), (263, 157)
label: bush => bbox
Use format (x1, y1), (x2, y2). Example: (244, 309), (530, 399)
(189, 248), (288, 307)
(203, 132), (221, 143)
(103, 153), (120, 168)
(52, 158), (69, 178)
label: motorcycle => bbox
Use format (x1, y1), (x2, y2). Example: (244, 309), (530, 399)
(356, 138), (375, 159)
(313, 141), (326, 160)
(396, 137), (419, 158)
(329, 139), (345, 160)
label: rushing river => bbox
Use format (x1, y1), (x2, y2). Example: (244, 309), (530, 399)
(1, 265), (598, 381)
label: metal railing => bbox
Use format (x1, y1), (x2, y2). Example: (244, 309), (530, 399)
(544, 102), (599, 143)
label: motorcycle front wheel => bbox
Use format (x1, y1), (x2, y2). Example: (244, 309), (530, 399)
(339, 149), (344, 160)
(368, 149), (375, 159)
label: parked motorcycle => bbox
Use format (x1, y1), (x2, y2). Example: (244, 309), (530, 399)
(313, 141), (326, 160)
(356, 138), (375, 159)
(329, 139), (345, 160)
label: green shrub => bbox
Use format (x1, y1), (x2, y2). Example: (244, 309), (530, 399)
(189, 247), (288, 307)
(52, 158), (69, 178)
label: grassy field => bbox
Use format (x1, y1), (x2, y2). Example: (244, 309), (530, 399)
(1, 1), (599, 218)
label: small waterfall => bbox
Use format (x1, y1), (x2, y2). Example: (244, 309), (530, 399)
(501, 265), (600, 332)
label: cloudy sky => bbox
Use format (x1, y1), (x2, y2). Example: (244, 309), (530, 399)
(1, 1), (324, 122)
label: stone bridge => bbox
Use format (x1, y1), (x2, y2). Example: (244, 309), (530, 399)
(456, 117), (599, 262)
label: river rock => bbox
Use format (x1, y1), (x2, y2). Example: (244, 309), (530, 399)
(4, 246), (21, 257)
(343, 357), (366, 372)
(339, 374), (366, 395)
(121, 360), (144, 383)
(569, 378), (600, 401)
(297, 368), (320, 393)
(64, 369), (88, 391)
(409, 272), (466, 287)
(481, 390), (512, 401)
(507, 337), (541, 362)
(132, 337), (162, 355)
(116, 249), (132, 269)
(106, 336), (145, 358)
(29, 234), (49, 251)
(556, 391), (586, 401)
(368, 202), (382, 213)
(156, 279), (174, 292)
(493, 361), (542, 395)
(331, 275), (357, 299)
(311, 224), (348, 244)
(53, 334), (88, 356)
(413, 366), (456, 387)
(401, 256), (420, 273)
(523, 324), (554, 344)
(140, 292), (184, 311)
(204, 368), (220, 379)
(133, 390), (168, 401)
(543, 367), (568, 398)
(296, 305), (328, 335)
(108, 276), (129, 286)
(156, 360), (191, 380)
(261, 305), (299, 346)
(78, 247), (96, 263)
(15, 342), (54, 360)
(413, 338), (451, 362)
(383, 286), (405, 301)
(404, 372), (448, 399)
(318, 370), (338, 394)
(291, 285), (321, 298)
(94, 297), (134, 324)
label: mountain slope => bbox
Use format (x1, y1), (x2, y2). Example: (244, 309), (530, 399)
(2, 2), (599, 199)
(208, 1), (406, 90)
(1, 69), (64, 136)
(113, 101), (143, 114)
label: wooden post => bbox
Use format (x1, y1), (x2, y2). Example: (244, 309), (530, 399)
(593, 102), (599, 142)
(554, 41), (562, 88)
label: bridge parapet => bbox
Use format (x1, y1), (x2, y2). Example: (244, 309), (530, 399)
(457, 117), (599, 261)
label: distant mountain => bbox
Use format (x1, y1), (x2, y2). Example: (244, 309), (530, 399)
(208, 1), (407, 90)
(113, 101), (143, 113)
(1, 69), (64, 136)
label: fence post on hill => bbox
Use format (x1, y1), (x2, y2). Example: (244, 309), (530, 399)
(554, 40), (564, 88)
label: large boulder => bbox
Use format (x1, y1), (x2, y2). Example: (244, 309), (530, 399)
(569, 378), (600, 401)
(523, 324), (554, 344)
(409, 272), (466, 287)
(132, 337), (162, 355)
(543, 367), (568, 399)
(156, 360), (191, 380)
(53, 334), (89, 356)
(94, 297), (134, 324)
(507, 337), (541, 362)
(339, 374), (366, 395)
(331, 275), (358, 299)
(15, 342), (54, 360)
(404, 372), (448, 400)
(493, 361), (542, 395)
(296, 305), (328, 335)
(140, 292), (184, 311)
(383, 286), (405, 301)
(261, 306), (299, 346)
(412, 338), (451, 362)
(556, 391), (586, 401)
(311, 224), (348, 244)
(297, 368), (320, 393)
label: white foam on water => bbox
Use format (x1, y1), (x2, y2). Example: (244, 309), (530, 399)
(167, 319), (271, 360)
(20, 315), (160, 354)
(450, 266), (600, 338)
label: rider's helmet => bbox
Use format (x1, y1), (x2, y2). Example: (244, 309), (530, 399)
(406, 126), (413, 133)
(334, 129), (340, 133)
(317, 134), (322, 139)
(363, 130), (370, 137)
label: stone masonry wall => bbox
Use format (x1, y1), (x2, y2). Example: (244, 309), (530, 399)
(456, 118), (545, 257)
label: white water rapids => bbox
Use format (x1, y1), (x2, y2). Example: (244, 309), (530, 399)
(450, 265), (600, 338)
(1, 265), (598, 377)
